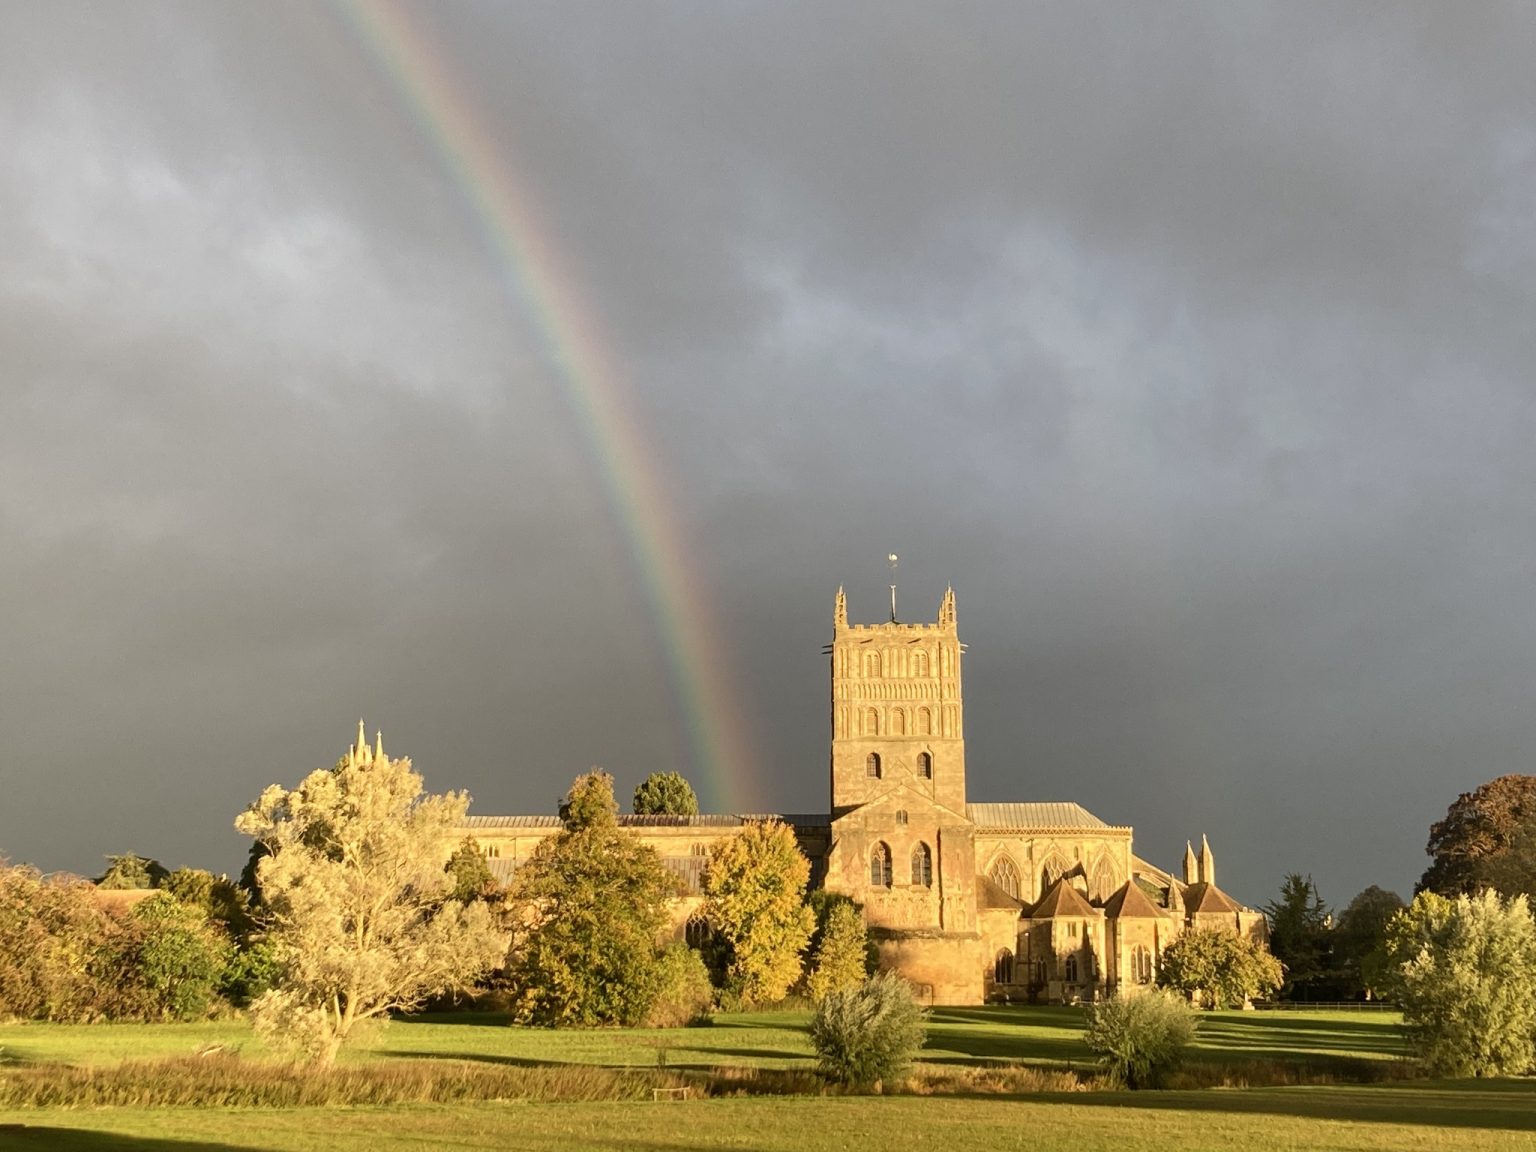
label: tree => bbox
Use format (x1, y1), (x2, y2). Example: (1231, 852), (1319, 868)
(701, 820), (815, 1005)
(1263, 874), (1335, 1000)
(631, 771), (699, 817)
(1421, 775), (1536, 897)
(1084, 990), (1198, 1089)
(129, 895), (231, 1020)
(504, 770), (678, 1026)
(1158, 928), (1282, 1008)
(1333, 885), (1406, 1000)
(444, 836), (498, 904)
(1388, 889), (1536, 1076)
(810, 973), (927, 1090)
(234, 729), (506, 1065)
(97, 853), (169, 890)
(805, 898), (871, 1002)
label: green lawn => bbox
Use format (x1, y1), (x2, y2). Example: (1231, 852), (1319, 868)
(3, 1007), (1503, 1152)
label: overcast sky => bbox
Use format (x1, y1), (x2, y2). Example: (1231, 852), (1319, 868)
(3, 3), (1534, 908)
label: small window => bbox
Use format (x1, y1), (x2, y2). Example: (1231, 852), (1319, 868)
(1132, 944), (1153, 985)
(866, 752), (882, 778)
(690, 843), (707, 857)
(911, 842), (932, 887)
(916, 752), (932, 779)
(994, 948), (1015, 985)
(895, 809), (908, 826)
(870, 842), (893, 888)
(1065, 955), (1079, 983)
(685, 916), (710, 949)
(1069, 921), (1079, 939)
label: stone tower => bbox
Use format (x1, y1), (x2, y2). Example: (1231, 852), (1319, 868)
(829, 586), (967, 816)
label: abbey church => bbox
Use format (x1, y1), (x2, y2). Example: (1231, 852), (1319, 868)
(462, 588), (1267, 1005)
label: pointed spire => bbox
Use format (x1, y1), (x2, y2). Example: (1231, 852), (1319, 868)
(834, 585), (847, 630)
(1182, 840), (1197, 886)
(1200, 834), (1215, 887)
(375, 730), (384, 762)
(356, 718), (366, 761)
(938, 586), (956, 628)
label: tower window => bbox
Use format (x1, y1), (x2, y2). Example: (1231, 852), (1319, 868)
(911, 842), (932, 887)
(870, 842), (892, 888)
(916, 752), (932, 779)
(866, 752), (882, 778)
(895, 809), (908, 826)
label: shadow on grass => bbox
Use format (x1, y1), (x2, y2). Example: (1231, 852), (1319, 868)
(393, 1012), (514, 1028)
(1040, 1079), (1536, 1134)
(0, 1128), (262, 1152)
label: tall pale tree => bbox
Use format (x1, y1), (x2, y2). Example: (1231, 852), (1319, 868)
(235, 725), (506, 1065)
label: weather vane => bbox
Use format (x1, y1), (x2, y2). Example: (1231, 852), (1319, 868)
(888, 553), (898, 622)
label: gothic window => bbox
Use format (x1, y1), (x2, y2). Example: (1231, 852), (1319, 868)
(1064, 955), (1079, 983)
(1132, 944), (1153, 985)
(994, 949), (1015, 985)
(863, 651), (880, 677)
(864, 708), (880, 736)
(916, 751), (932, 779)
(911, 842), (932, 887)
(1041, 858), (1065, 891)
(866, 752), (882, 778)
(891, 708), (906, 736)
(1032, 960), (1047, 986)
(912, 651), (929, 677)
(870, 842), (893, 888)
(1091, 856), (1116, 902)
(690, 843), (707, 857)
(685, 916), (710, 949)
(916, 707), (932, 735)
(991, 856), (1021, 900)
(895, 809), (908, 826)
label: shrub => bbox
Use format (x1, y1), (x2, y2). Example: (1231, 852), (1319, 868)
(1084, 990), (1198, 1088)
(809, 972), (926, 1090)
(644, 943), (715, 1028)
(130, 895), (232, 1020)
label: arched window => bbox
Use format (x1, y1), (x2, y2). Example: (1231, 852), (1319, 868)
(891, 708), (906, 736)
(863, 651), (880, 677)
(994, 949), (1015, 985)
(1041, 858), (1065, 892)
(1064, 955), (1079, 983)
(916, 707), (932, 735)
(991, 856), (1021, 900)
(690, 843), (708, 857)
(870, 842), (892, 888)
(866, 752), (882, 778)
(864, 708), (880, 736)
(916, 751), (932, 779)
(911, 842), (932, 887)
(685, 916), (710, 949)
(912, 651), (929, 677)
(1132, 944), (1153, 985)
(1091, 856), (1116, 902)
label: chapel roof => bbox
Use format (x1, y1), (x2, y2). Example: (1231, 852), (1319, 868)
(1028, 878), (1098, 919)
(966, 802), (1113, 830)
(976, 874), (1025, 910)
(464, 813), (828, 830)
(1181, 881), (1244, 916)
(1102, 880), (1169, 919)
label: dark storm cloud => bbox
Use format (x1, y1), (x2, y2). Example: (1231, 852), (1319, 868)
(2, 2), (1533, 907)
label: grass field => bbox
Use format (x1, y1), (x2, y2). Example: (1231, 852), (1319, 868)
(2, 1007), (1529, 1152)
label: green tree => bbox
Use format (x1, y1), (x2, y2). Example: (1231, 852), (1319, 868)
(1389, 889), (1536, 1076)
(810, 973), (927, 1090)
(504, 771), (677, 1027)
(631, 771), (699, 817)
(1263, 874), (1335, 1000)
(805, 899), (871, 1002)
(702, 820), (815, 1005)
(445, 836), (498, 903)
(1085, 990), (1198, 1089)
(129, 895), (231, 1020)
(643, 942), (715, 1028)
(235, 730), (507, 1065)
(97, 853), (169, 890)
(1421, 775), (1536, 897)
(1158, 928), (1283, 1008)
(1334, 885), (1406, 1000)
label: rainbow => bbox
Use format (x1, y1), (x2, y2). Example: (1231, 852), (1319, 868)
(337, 1), (757, 811)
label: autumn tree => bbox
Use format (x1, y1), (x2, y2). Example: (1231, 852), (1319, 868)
(1387, 889), (1536, 1076)
(1158, 928), (1283, 1008)
(805, 898), (870, 1002)
(444, 837), (498, 904)
(97, 853), (169, 890)
(1421, 775), (1536, 897)
(631, 771), (699, 817)
(701, 820), (815, 1005)
(504, 770), (677, 1026)
(234, 727), (506, 1065)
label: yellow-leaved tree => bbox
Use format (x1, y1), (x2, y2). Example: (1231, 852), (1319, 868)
(702, 820), (814, 1005)
(235, 724), (507, 1065)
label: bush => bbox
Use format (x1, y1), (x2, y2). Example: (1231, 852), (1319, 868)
(804, 896), (872, 1003)
(644, 943), (715, 1028)
(809, 972), (926, 1090)
(130, 895), (232, 1020)
(1084, 990), (1198, 1088)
